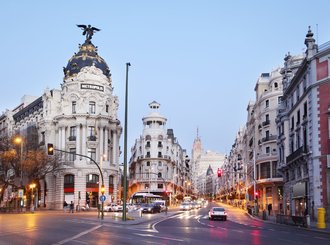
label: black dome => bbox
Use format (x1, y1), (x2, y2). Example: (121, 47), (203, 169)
(64, 41), (110, 79)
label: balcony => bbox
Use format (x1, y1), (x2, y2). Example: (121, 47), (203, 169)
(286, 145), (308, 164)
(261, 135), (277, 143)
(262, 120), (270, 127)
(88, 135), (97, 141)
(68, 136), (76, 141)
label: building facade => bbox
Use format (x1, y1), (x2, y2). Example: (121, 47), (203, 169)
(277, 28), (330, 218)
(0, 27), (122, 210)
(128, 101), (191, 204)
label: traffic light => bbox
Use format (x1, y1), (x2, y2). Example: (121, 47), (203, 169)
(217, 168), (222, 177)
(47, 143), (54, 155)
(255, 191), (260, 199)
(101, 184), (105, 195)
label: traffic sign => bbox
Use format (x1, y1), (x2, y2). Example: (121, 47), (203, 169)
(18, 189), (24, 198)
(99, 195), (106, 202)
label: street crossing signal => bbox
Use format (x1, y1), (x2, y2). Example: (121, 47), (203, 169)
(47, 143), (54, 155)
(217, 168), (222, 177)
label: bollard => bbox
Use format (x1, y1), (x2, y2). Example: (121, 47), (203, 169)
(306, 215), (310, 228)
(316, 207), (326, 229)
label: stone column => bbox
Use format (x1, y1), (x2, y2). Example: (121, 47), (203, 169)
(112, 129), (117, 166)
(82, 125), (86, 156)
(76, 124), (81, 155)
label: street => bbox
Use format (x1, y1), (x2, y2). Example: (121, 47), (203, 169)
(0, 203), (329, 244)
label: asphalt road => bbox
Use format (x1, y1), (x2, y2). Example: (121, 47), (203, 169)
(0, 204), (329, 245)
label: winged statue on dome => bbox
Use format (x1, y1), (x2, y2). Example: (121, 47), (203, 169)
(77, 24), (101, 42)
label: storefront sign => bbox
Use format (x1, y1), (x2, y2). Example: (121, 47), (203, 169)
(81, 83), (104, 92)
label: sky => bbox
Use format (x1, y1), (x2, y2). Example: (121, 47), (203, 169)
(1, 1), (330, 157)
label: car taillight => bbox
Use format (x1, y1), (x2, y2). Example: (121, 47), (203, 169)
(224, 212), (227, 215)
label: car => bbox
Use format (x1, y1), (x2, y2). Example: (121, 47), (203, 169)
(140, 203), (162, 213)
(180, 202), (192, 211)
(208, 207), (227, 221)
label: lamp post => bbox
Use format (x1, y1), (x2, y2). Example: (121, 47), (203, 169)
(122, 62), (131, 221)
(29, 183), (36, 213)
(14, 137), (23, 187)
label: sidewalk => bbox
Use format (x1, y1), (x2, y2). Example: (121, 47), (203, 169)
(249, 210), (330, 234)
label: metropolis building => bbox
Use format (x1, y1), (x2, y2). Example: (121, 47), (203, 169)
(0, 27), (122, 209)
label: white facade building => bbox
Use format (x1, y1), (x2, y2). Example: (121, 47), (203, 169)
(0, 27), (122, 210)
(128, 101), (191, 203)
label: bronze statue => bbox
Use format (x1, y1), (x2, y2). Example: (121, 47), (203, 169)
(77, 24), (101, 42)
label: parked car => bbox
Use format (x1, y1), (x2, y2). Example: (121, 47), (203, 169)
(208, 207), (227, 221)
(104, 203), (121, 212)
(180, 202), (192, 211)
(140, 203), (162, 213)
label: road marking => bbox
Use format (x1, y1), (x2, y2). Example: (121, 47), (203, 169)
(52, 225), (102, 245)
(133, 233), (184, 242)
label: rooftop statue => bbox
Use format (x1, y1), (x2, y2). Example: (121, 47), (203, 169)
(77, 24), (101, 42)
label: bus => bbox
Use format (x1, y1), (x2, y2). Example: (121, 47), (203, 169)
(130, 192), (163, 205)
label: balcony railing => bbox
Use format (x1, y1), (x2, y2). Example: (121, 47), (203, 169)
(262, 120), (270, 126)
(286, 145), (308, 163)
(88, 135), (97, 141)
(68, 136), (76, 141)
(261, 135), (277, 143)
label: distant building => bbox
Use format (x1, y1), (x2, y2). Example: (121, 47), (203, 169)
(191, 134), (226, 197)
(128, 101), (191, 203)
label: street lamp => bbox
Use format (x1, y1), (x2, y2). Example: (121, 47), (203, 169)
(14, 136), (23, 186)
(122, 62), (131, 221)
(29, 183), (36, 212)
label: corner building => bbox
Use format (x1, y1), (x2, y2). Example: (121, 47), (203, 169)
(9, 30), (122, 209)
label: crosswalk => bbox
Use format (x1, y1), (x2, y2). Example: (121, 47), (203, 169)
(169, 213), (208, 220)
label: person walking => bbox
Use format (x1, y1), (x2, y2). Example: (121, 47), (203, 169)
(70, 201), (74, 213)
(63, 201), (68, 213)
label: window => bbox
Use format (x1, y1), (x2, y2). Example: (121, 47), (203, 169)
(303, 102), (307, 118)
(70, 126), (76, 137)
(158, 152), (162, 158)
(266, 147), (270, 154)
(158, 183), (163, 189)
(145, 183), (149, 189)
(88, 148), (96, 161)
(64, 174), (74, 186)
(297, 110), (300, 124)
(158, 161), (162, 167)
(72, 101), (76, 114)
(296, 86), (300, 101)
(89, 101), (96, 114)
(69, 148), (76, 161)
(265, 100), (269, 108)
(86, 174), (99, 184)
(64, 174), (74, 187)
(106, 105), (109, 113)
(278, 96), (283, 105)
(109, 175), (114, 189)
(274, 82), (278, 89)
(146, 161), (150, 167)
(291, 116), (295, 130)
(88, 126), (96, 136)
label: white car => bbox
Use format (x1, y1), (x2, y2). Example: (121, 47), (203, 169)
(208, 207), (227, 221)
(180, 202), (192, 211)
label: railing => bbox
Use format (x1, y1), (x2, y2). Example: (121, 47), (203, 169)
(262, 120), (270, 126)
(88, 135), (97, 141)
(68, 136), (76, 141)
(286, 145), (308, 163)
(261, 135), (277, 143)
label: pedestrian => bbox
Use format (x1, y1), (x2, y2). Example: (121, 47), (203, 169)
(268, 204), (272, 216)
(70, 201), (74, 213)
(63, 201), (68, 212)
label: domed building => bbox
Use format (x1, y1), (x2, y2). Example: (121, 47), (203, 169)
(0, 25), (122, 210)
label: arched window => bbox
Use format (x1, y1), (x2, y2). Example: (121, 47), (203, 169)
(145, 135), (151, 141)
(86, 174), (99, 188)
(64, 174), (74, 188)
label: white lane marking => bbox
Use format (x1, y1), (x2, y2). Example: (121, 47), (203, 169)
(133, 233), (184, 242)
(52, 225), (102, 245)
